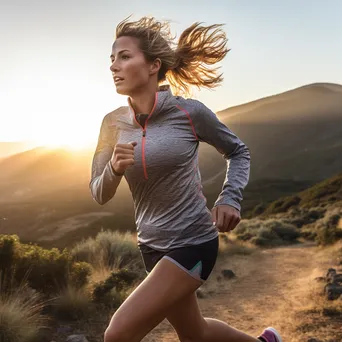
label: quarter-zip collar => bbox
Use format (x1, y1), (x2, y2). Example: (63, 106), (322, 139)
(127, 86), (174, 127)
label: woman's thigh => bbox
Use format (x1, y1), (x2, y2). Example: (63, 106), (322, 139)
(166, 292), (207, 342)
(105, 257), (202, 342)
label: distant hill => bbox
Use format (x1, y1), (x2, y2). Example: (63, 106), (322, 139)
(202, 82), (342, 182)
(0, 147), (92, 201)
(0, 141), (35, 158)
(0, 147), (135, 248)
(201, 82), (342, 214)
(1, 82), (341, 247)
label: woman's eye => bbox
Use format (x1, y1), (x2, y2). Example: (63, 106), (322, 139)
(122, 55), (130, 60)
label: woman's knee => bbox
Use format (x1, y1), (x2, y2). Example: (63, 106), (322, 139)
(104, 325), (132, 342)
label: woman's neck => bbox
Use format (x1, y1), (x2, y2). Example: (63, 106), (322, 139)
(129, 84), (159, 115)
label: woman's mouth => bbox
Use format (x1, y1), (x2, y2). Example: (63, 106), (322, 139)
(114, 76), (124, 84)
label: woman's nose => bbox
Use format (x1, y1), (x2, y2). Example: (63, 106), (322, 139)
(110, 61), (119, 73)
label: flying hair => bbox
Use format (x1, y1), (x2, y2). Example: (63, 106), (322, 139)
(115, 16), (230, 96)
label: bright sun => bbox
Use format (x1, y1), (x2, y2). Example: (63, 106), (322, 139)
(31, 123), (98, 151)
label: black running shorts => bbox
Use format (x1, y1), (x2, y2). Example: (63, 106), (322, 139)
(139, 236), (219, 282)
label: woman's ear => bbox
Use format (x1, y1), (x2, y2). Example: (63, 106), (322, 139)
(150, 58), (161, 75)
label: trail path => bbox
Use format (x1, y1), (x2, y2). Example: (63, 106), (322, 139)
(143, 242), (340, 341)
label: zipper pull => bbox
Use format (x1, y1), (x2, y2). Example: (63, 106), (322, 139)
(143, 130), (146, 137)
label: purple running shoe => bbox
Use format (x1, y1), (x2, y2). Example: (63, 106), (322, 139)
(257, 327), (282, 342)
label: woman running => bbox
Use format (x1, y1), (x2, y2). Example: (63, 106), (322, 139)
(90, 16), (282, 342)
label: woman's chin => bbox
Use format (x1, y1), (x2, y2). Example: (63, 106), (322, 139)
(115, 85), (129, 96)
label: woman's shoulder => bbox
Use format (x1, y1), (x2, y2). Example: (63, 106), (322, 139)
(102, 106), (129, 125)
(173, 96), (208, 116)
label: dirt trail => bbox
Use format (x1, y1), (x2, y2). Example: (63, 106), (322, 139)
(143, 242), (337, 342)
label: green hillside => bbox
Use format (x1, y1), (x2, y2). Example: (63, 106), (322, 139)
(260, 173), (342, 217)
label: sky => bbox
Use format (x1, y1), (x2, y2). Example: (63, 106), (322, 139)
(1, 0), (341, 148)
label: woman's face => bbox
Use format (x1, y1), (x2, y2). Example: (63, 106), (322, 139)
(110, 36), (153, 96)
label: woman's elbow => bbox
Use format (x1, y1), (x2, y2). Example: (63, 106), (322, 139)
(89, 185), (110, 206)
(91, 190), (114, 205)
(226, 143), (251, 161)
(243, 144), (251, 161)
(92, 195), (108, 205)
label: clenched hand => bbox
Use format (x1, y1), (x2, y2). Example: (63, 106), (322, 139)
(111, 141), (137, 175)
(211, 205), (241, 232)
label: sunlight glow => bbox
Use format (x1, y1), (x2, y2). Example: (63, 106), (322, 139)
(33, 135), (96, 150)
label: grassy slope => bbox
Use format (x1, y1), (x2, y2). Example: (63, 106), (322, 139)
(260, 173), (342, 217)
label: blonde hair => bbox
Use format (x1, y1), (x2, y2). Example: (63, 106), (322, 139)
(116, 16), (229, 96)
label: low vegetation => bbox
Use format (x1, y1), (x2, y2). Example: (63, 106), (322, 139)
(236, 174), (342, 247)
(257, 173), (342, 217)
(0, 234), (91, 295)
(0, 231), (143, 342)
(70, 230), (142, 270)
(233, 218), (301, 247)
(0, 283), (46, 342)
(0, 171), (341, 341)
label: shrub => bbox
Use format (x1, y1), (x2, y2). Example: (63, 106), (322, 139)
(264, 195), (301, 215)
(14, 246), (71, 294)
(282, 207), (326, 228)
(234, 218), (300, 246)
(71, 231), (142, 270)
(299, 225), (317, 241)
(0, 284), (46, 342)
(69, 262), (92, 289)
(234, 219), (263, 237)
(258, 227), (280, 241)
(315, 207), (342, 246)
(251, 202), (267, 216)
(264, 220), (300, 241)
(250, 236), (283, 247)
(300, 174), (342, 208)
(0, 235), (92, 295)
(96, 288), (126, 310)
(15, 246), (92, 294)
(51, 285), (93, 321)
(92, 269), (140, 307)
(0, 235), (19, 287)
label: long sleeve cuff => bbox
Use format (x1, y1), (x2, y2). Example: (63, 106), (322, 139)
(90, 161), (122, 205)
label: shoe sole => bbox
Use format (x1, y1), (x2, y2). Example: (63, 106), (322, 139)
(266, 327), (283, 342)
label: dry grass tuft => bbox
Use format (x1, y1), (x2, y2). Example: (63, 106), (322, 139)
(0, 282), (47, 342)
(51, 285), (93, 321)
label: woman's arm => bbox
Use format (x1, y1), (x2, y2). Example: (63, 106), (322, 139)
(89, 114), (123, 205)
(190, 100), (251, 212)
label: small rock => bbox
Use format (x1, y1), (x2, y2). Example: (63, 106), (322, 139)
(322, 307), (340, 316)
(326, 268), (337, 282)
(332, 274), (342, 284)
(327, 267), (336, 274)
(324, 283), (342, 300)
(221, 269), (236, 280)
(66, 335), (89, 342)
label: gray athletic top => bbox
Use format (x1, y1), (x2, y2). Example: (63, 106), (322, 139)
(90, 88), (250, 251)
